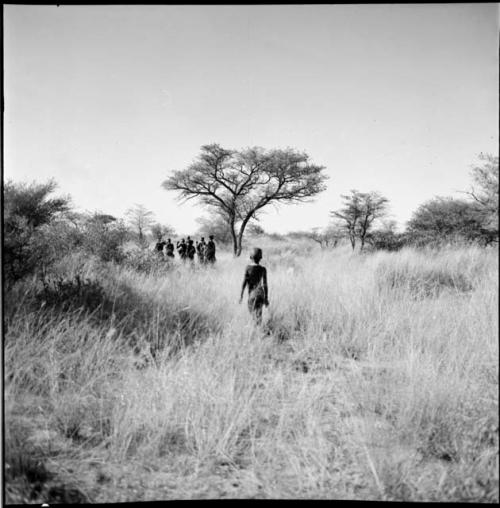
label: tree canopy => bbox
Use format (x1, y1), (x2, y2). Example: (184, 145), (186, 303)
(162, 143), (328, 255)
(406, 197), (493, 246)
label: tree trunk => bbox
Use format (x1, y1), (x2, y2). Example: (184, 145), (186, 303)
(349, 230), (356, 250)
(235, 215), (253, 257)
(230, 222), (238, 256)
(360, 235), (366, 252)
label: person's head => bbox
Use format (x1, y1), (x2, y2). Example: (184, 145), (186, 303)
(181, 238), (185, 243)
(209, 235), (214, 240)
(250, 247), (263, 264)
(167, 238), (171, 243)
(201, 237), (205, 242)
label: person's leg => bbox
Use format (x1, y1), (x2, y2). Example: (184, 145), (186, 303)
(248, 296), (263, 325)
(255, 304), (263, 326)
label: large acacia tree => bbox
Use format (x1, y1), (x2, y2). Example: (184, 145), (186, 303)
(162, 144), (328, 255)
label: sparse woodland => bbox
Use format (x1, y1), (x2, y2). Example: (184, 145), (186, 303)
(3, 153), (498, 503)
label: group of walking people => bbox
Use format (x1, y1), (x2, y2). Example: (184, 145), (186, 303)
(155, 235), (216, 264)
(157, 236), (269, 325)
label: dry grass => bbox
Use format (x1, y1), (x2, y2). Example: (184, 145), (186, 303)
(4, 242), (498, 502)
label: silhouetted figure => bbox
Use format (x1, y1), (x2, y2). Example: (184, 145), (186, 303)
(177, 238), (187, 260)
(205, 235), (216, 264)
(239, 247), (269, 325)
(196, 237), (207, 264)
(187, 239), (196, 262)
(155, 239), (166, 256)
(165, 239), (175, 259)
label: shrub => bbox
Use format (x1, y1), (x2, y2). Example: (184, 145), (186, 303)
(406, 197), (494, 247)
(80, 216), (129, 263)
(366, 230), (407, 252)
(122, 248), (173, 275)
(3, 180), (71, 285)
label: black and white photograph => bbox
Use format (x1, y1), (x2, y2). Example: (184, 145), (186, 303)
(3, 3), (499, 503)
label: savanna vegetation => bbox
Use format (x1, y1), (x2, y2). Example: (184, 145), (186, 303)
(3, 152), (498, 502)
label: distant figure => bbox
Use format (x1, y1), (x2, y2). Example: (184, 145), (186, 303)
(196, 237), (207, 264)
(177, 238), (187, 260)
(187, 239), (196, 262)
(239, 247), (269, 325)
(205, 235), (216, 264)
(155, 238), (166, 257)
(165, 238), (175, 259)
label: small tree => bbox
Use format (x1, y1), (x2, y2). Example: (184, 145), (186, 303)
(125, 204), (155, 247)
(81, 212), (130, 262)
(163, 144), (328, 256)
(3, 179), (71, 284)
(331, 190), (389, 251)
(306, 224), (345, 249)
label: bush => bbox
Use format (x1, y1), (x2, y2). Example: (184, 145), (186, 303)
(406, 197), (493, 247)
(366, 230), (407, 252)
(3, 180), (71, 285)
(122, 248), (174, 275)
(80, 217), (129, 263)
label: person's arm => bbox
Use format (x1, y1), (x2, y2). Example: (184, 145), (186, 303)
(239, 268), (248, 303)
(263, 267), (269, 306)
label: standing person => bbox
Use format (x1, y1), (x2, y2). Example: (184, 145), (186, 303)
(196, 237), (207, 264)
(239, 247), (269, 325)
(155, 238), (167, 258)
(165, 238), (175, 259)
(177, 238), (187, 260)
(187, 238), (196, 263)
(205, 235), (216, 264)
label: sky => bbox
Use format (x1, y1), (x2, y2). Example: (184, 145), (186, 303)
(4, 4), (499, 235)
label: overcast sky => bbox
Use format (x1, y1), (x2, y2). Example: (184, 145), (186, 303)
(4, 4), (499, 234)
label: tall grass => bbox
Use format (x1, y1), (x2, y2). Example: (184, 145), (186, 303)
(4, 243), (498, 502)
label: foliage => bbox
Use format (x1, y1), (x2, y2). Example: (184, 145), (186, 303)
(406, 197), (494, 247)
(366, 230), (407, 252)
(151, 223), (175, 241)
(306, 224), (346, 249)
(122, 248), (174, 275)
(331, 190), (389, 251)
(195, 212), (233, 245)
(246, 223), (266, 236)
(163, 143), (328, 256)
(80, 213), (130, 263)
(466, 153), (499, 233)
(3, 180), (71, 285)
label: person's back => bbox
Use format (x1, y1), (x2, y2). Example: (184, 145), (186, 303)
(178, 239), (187, 259)
(156, 240), (166, 252)
(197, 238), (206, 263)
(166, 239), (175, 258)
(240, 247), (269, 325)
(187, 241), (196, 260)
(206, 235), (216, 263)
